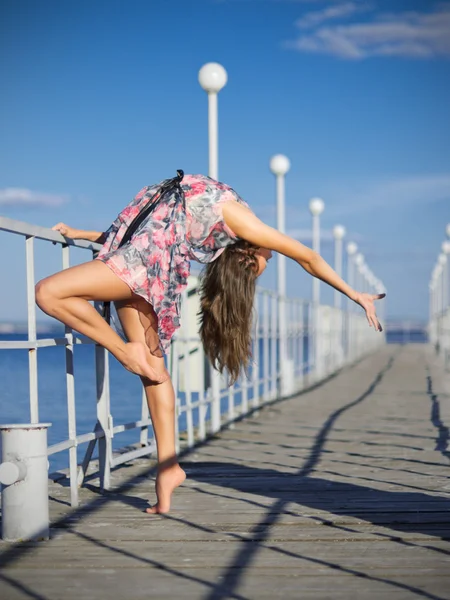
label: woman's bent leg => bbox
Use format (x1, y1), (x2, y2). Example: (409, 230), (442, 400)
(115, 298), (185, 514)
(35, 261), (167, 382)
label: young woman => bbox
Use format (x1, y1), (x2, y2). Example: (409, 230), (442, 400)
(35, 172), (384, 514)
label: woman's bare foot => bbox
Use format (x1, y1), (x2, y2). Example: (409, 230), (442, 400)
(146, 464), (186, 514)
(122, 342), (169, 383)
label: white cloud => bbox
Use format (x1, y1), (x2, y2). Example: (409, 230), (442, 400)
(286, 4), (450, 59)
(0, 188), (68, 208)
(296, 2), (364, 29)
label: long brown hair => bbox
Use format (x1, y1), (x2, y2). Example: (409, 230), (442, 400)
(199, 240), (259, 384)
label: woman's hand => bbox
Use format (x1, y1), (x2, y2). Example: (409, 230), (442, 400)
(353, 292), (386, 331)
(52, 223), (81, 239)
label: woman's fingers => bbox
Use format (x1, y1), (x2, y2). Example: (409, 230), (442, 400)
(52, 223), (67, 235)
(373, 293), (386, 300)
(364, 301), (382, 332)
(52, 223), (77, 238)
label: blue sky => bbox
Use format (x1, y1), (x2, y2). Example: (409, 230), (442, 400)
(0, 0), (449, 322)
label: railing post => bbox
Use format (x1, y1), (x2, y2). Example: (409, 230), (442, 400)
(270, 294), (277, 399)
(198, 344), (207, 441)
(263, 293), (270, 403)
(61, 244), (79, 507)
(252, 302), (260, 408)
(25, 236), (39, 423)
(169, 340), (181, 454)
(95, 302), (112, 491)
(210, 367), (221, 434)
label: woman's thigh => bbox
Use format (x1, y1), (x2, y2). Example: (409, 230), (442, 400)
(115, 297), (165, 363)
(37, 260), (134, 302)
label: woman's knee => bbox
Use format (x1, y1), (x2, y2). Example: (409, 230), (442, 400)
(35, 277), (60, 314)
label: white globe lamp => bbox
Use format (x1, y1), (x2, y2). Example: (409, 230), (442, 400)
(355, 253), (364, 267)
(347, 242), (358, 255)
(270, 154), (291, 176)
(309, 197), (325, 216)
(441, 241), (450, 255)
(333, 225), (346, 240)
(198, 63), (228, 93)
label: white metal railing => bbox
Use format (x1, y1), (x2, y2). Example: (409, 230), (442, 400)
(429, 227), (450, 369)
(0, 216), (385, 506)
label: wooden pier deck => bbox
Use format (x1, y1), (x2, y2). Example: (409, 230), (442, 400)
(1, 344), (449, 599)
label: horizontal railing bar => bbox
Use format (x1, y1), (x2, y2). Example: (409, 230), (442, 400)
(110, 442), (157, 467)
(112, 418), (153, 434)
(47, 430), (104, 454)
(0, 336), (97, 350)
(0, 216), (102, 251)
(178, 396), (212, 411)
(48, 418), (162, 456)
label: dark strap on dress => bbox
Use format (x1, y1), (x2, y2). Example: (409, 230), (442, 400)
(102, 170), (184, 322)
(119, 170), (184, 249)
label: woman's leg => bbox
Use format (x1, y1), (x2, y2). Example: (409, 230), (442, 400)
(115, 298), (185, 514)
(35, 261), (167, 382)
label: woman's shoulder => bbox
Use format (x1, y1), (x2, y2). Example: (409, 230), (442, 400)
(182, 174), (250, 207)
(182, 173), (231, 189)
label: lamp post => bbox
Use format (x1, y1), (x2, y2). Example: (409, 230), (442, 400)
(332, 225), (346, 368)
(346, 242), (358, 295)
(355, 252), (365, 292)
(198, 63), (228, 180)
(438, 253), (447, 314)
(269, 154), (291, 395)
(309, 198), (325, 378)
(346, 242), (358, 360)
(441, 241), (450, 310)
(309, 198), (325, 305)
(333, 225), (346, 309)
(198, 62), (227, 431)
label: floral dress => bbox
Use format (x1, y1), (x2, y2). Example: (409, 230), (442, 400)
(96, 174), (250, 353)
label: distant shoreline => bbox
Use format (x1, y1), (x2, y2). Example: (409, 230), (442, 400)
(0, 323), (64, 334)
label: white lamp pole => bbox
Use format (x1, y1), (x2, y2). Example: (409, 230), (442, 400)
(354, 252), (364, 356)
(446, 223), (450, 239)
(309, 198), (325, 305)
(346, 242), (358, 303)
(355, 253), (365, 292)
(438, 253), (447, 314)
(346, 242), (358, 359)
(198, 62), (227, 432)
(441, 241), (450, 310)
(270, 155), (291, 303)
(270, 154), (291, 395)
(332, 225), (346, 309)
(309, 198), (325, 378)
(198, 63), (228, 180)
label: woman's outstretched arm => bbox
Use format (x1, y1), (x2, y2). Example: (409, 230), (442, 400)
(52, 223), (106, 244)
(222, 201), (385, 330)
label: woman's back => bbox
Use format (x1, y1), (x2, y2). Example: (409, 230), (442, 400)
(96, 173), (249, 351)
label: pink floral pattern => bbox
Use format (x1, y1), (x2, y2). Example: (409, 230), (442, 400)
(96, 174), (249, 353)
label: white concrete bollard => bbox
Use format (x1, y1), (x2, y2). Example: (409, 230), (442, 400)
(0, 423), (51, 542)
